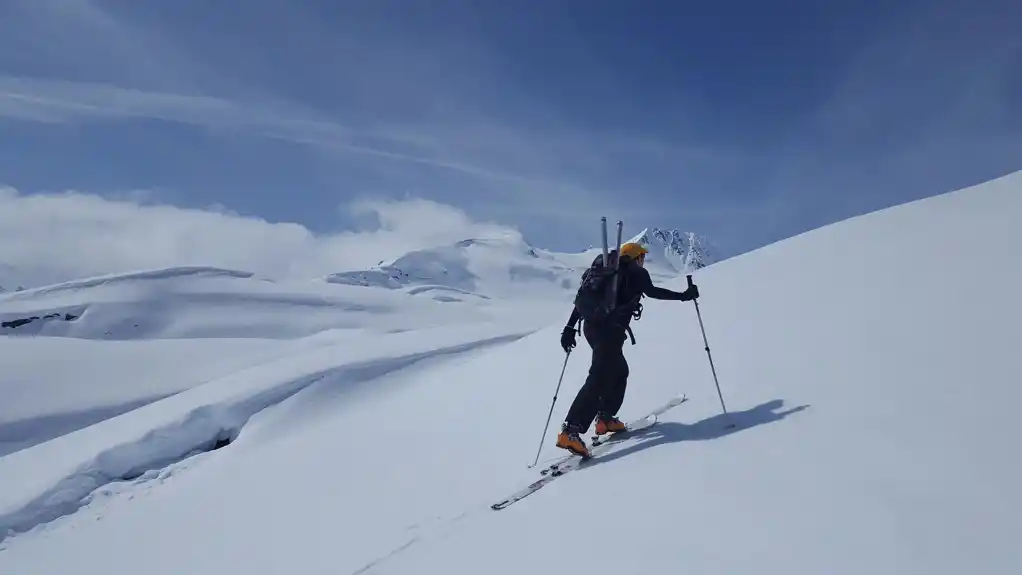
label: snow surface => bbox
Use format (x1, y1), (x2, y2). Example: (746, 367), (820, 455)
(0, 265), (562, 456)
(0, 265), (555, 340)
(1, 171), (1021, 574)
(322, 227), (679, 300)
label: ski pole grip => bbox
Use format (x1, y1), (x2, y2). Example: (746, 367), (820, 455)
(686, 274), (694, 288)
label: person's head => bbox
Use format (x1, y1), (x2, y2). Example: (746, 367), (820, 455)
(619, 242), (649, 267)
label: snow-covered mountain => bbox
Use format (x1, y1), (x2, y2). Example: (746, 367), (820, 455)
(0, 220), (702, 341)
(0, 265), (553, 341)
(1, 170), (1020, 574)
(324, 225), (706, 302)
(629, 227), (717, 272)
(0, 283), (27, 295)
(323, 232), (583, 301)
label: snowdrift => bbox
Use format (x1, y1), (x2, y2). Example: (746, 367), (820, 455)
(0, 170), (1020, 575)
(0, 336), (290, 457)
(0, 322), (539, 543)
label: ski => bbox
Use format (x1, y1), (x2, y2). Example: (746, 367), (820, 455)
(540, 410), (659, 476)
(490, 394), (687, 511)
(540, 393), (687, 476)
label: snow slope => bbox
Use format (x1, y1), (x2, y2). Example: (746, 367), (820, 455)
(323, 226), (682, 301)
(1, 170), (1020, 574)
(0, 336), (291, 457)
(324, 233), (583, 301)
(631, 226), (718, 272)
(0, 265), (543, 340)
(0, 265), (561, 456)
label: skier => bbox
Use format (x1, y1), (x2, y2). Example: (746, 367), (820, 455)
(556, 242), (699, 457)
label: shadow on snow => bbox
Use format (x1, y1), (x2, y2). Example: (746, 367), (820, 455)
(588, 398), (810, 468)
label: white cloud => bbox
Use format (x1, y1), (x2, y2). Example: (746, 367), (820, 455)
(0, 1), (748, 246)
(349, 197), (513, 243)
(0, 186), (520, 288)
(0, 2), (717, 233)
(0, 74), (716, 257)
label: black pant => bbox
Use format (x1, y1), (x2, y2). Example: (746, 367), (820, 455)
(563, 320), (629, 433)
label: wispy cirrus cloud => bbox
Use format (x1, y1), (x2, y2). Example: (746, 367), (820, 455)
(0, 75), (641, 222)
(0, 0), (748, 236)
(0, 72), (745, 233)
(2, 0), (1017, 262)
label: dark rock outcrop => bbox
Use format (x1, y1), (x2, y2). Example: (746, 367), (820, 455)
(2, 312), (79, 330)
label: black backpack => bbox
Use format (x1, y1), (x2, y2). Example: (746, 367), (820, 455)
(573, 251), (626, 324)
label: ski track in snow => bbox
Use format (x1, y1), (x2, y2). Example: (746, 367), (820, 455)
(0, 331), (530, 544)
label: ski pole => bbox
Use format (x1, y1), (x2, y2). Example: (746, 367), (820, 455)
(687, 274), (734, 427)
(529, 348), (572, 468)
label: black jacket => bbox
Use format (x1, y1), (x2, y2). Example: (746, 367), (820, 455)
(566, 259), (688, 332)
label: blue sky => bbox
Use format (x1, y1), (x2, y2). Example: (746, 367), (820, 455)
(1, 0), (1019, 263)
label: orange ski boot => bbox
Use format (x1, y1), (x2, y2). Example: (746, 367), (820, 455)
(556, 424), (591, 458)
(594, 414), (627, 436)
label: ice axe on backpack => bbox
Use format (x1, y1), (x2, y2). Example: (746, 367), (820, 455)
(599, 215), (624, 311)
(686, 273), (735, 428)
(600, 216), (624, 293)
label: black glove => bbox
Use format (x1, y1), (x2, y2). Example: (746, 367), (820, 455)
(560, 325), (577, 353)
(679, 283), (699, 301)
